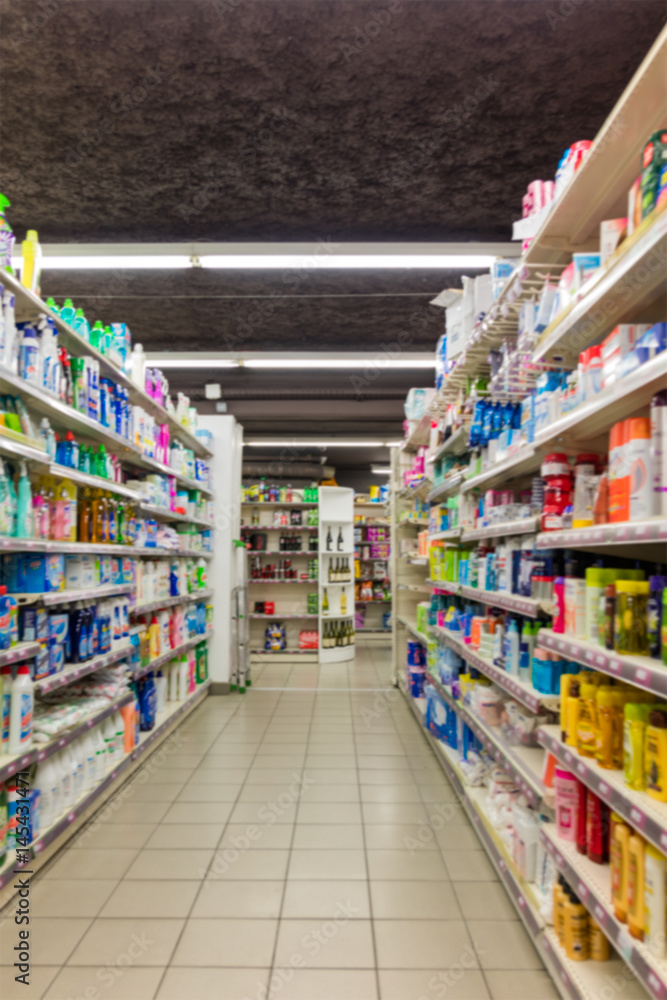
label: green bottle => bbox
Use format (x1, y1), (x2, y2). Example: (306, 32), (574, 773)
(59, 298), (76, 325)
(45, 296), (60, 316)
(90, 321), (105, 350)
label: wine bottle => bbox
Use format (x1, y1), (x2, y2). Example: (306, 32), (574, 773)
(326, 527), (332, 551)
(337, 526), (344, 551)
(341, 588), (347, 615)
(322, 588), (329, 615)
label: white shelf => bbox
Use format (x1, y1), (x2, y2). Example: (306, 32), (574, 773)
(462, 516), (540, 542)
(132, 589), (213, 616)
(401, 411), (432, 452)
(538, 724), (667, 855)
(538, 630), (667, 699)
(542, 825), (667, 1000)
(428, 471), (464, 502)
(428, 527), (462, 541)
(536, 519), (667, 551)
(429, 425), (469, 462)
(3, 269), (211, 458)
(533, 206), (667, 363)
(431, 624), (559, 713)
(427, 672), (545, 809)
(12, 582), (135, 607)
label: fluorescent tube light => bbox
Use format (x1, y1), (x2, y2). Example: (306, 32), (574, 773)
(371, 467), (391, 474)
(243, 359), (434, 369)
(201, 254), (495, 270)
(244, 441), (401, 448)
(15, 255), (192, 270)
(156, 359), (239, 369)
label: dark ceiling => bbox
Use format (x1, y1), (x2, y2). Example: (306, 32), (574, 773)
(1, 0), (664, 480)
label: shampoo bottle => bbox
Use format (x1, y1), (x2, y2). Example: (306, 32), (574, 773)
(8, 665), (33, 754)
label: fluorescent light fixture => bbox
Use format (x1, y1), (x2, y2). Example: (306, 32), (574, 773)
(371, 466), (391, 474)
(200, 254), (495, 270)
(243, 359), (434, 369)
(157, 359), (238, 369)
(16, 255), (192, 270)
(148, 357), (433, 370)
(245, 440), (402, 447)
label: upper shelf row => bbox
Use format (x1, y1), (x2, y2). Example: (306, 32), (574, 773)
(1, 268), (211, 459)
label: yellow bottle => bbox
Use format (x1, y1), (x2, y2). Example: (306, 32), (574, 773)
(624, 703), (648, 791)
(148, 615), (161, 659)
(588, 917), (611, 961)
(628, 834), (646, 940)
(577, 683), (598, 758)
(564, 891), (590, 961)
(340, 588), (347, 616)
(611, 689), (628, 769)
(561, 674), (579, 742)
(595, 686), (616, 769)
(553, 876), (567, 944)
(611, 813), (631, 922)
(646, 709), (667, 802)
(21, 229), (42, 293)
(566, 680), (581, 748)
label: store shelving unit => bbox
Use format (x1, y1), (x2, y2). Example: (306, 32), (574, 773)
(319, 486), (355, 662)
(353, 499), (391, 638)
(0, 678), (211, 897)
(241, 495), (320, 662)
(0, 269), (216, 906)
(388, 28), (667, 1000)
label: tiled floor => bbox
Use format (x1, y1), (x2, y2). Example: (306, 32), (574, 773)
(0, 641), (558, 999)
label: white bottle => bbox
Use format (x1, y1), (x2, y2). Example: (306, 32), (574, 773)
(157, 610), (170, 651)
(629, 420), (652, 520)
(130, 342), (146, 389)
(33, 758), (60, 830)
(66, 742), (82, 803)
(103, 716), (116, 770)
(81, 732), (97, 792)
(507, 620), (520, 677)
(179, 656), (189, 703)
(114, 712), (124, 759)
(155, 671), (167, 712)
(645, 845), (667, 957)
(166, 661), (176, 702)
(55, 750), (72, 811)
(1, 665), (12, 748)
(92, 725), (106, 781)
(8, 665), (33, 755)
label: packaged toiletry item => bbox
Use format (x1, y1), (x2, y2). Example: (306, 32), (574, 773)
(563, 890), (589, 961)
(8, 664), (33, 754)
(644, 844), (667, 957)
(628, 833), (646, 940)
(576, 683), (597, 758)
(624, 702), (649, 791)
(565, 680), (580, 748)
(611, 813), (631, 922)
(588, 918), (611, 961)
(646, 709), (667, 802)
(576, 781), (587, 856)
(554, 767), (579, 842)
(595, 686), (617, 770)
(615, 581), (650, 656)
(586, 791), (610, 865)
(20, 230), (41, 293)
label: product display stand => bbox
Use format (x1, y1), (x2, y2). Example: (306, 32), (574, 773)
(353, 498), (391, 638)
(393, 29), (667, 1000)
(241, 494), (320, 661)
(319, 486), (355, 663)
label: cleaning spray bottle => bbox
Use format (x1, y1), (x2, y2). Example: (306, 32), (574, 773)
(16, 462), (33, 539)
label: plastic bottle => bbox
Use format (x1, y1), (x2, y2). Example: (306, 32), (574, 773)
(81, 732), (97, 792)
(114, 711), (125, 759)
(18, 323), (39, 383)
(563, 890), (589, 961)
(92, 725), (106, 781)
(576, 683), (597, 758)
(628, 833), (646, 940)
(644, 844), (667, 957)
(155, 670), (167, 712)
(589, 918), (611, 961)
(139, 673), (156, 730)
(586, 791), (610, 865)
(624, 702), (649, 791)
(33, 758), (60, 831)
(554, 767), (579, 842)
(629, 417), (652, 520)
(39, 417), (56, 461)
(0, 664), (10, 747)
(179, 654), (189, 700)
(130, 343), (146, 389)
(8, 665), (33, 754)
(611, 813), (631, 922)
(646, 709), (667, 802)
(565, 680), (580, 748)
(595, 686), (617, 769)
(650, 390), (667, 517)
(102, 715), (117, 770)
(15, 462), (33, 539)
(506, 617), (520, 676)
(20, 230), (41, 294)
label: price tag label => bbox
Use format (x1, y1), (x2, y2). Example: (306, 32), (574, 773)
(630, 807), (645, 831)
(598, 782), (609, 798)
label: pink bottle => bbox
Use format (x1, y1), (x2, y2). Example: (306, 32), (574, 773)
(554, 767), (579, 842)
(552, 576), (565, 633)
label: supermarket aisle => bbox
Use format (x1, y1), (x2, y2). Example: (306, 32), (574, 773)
(1, 640), (558, 1000)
